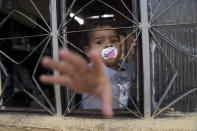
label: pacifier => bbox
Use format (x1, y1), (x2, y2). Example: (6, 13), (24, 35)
(101, 47), (118, 60)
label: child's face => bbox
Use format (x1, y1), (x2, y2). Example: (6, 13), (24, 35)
(89, 25), (122, 67)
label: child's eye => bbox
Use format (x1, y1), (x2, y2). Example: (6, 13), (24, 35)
(96, 41), (103, 45)
(111, 40), (118, 43)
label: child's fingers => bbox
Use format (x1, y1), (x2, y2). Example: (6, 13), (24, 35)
(89, 49), (105, 76)
(41, 57), (75, 77)
(40, 75), (86, 94)
(40, 75), (71, 87)
(59, 48), (87, 71)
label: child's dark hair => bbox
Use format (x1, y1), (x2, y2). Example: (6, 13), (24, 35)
(81, 18), (121, 47)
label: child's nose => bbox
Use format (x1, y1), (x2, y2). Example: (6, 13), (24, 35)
(105, 41), (113, 48)
(105, 44), (113, 48)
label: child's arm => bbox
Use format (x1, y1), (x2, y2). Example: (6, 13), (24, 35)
(40, 48), (113, 117)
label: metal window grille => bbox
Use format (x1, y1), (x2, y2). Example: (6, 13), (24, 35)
(0, 0), (196, 119)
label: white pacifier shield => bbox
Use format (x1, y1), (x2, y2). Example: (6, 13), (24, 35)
(101, 47), (118, 60)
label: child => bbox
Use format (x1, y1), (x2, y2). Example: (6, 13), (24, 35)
(81, 19), (136, 109)
(40, 19), (136, 117)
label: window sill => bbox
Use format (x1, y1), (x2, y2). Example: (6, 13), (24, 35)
(0, 112), (196, 131)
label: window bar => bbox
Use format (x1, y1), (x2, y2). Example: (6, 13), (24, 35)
(64, 95), (91, 116)
(15, 10), (50, 34)
(151, 22), (197, 27)
(0, 70), (2, 105)
(97, 0), (138, 26)
(118, 28), (141, 72)
(60, 26), (139, 35)
(30, 0), (51, 32)
(60, 0), (69, 113)
(59, 0), (95, 32)
(50, 0), (62, 116)
(154, 88), (197, 118)
(148, 0), (164, 23)
(151, 27), (195, 57)
(23, 89), (55, 116)
(150, 0), (179, 24)
(0, 93), (15, 108)
(0, 35), (50, 65)
(149, 29), (178, 117)
(32, 36), (56, 113)
(58, 35), (87, 56)
(140, 0), (151, 118)
(60, 0), (67, 47)
(120, 0), (139, 23)
(0, 61), (8, 101)
(58, 0), (77, 31)
(112, 98), (141, 118)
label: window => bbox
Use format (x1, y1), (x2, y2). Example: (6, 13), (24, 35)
(0, 0), (196, 118)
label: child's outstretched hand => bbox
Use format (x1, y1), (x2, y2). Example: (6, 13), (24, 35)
(40, 48), (113, 117)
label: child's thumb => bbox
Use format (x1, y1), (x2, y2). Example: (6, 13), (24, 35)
(89, 49), (105, 76)
(100, 86), (113, 117)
